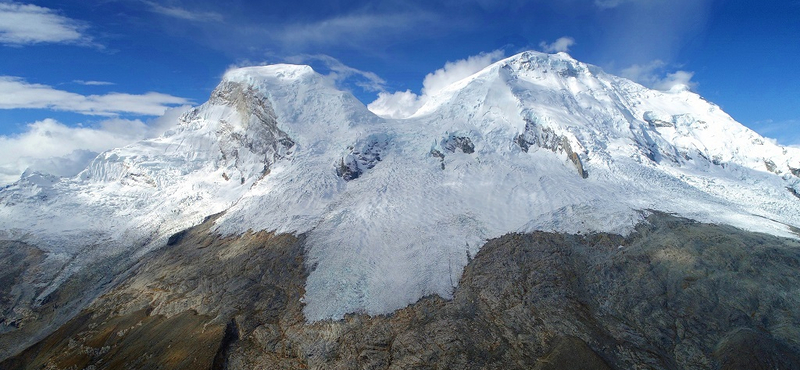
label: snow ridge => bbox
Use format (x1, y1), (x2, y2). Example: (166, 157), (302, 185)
(1, 53), (799, 321)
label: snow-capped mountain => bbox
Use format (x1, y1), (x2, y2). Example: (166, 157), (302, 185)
(1, 51), (799, 321)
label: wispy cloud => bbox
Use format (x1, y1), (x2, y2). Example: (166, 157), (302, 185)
(751, 119), (800, 147)
(621, 60), (697, 92)
(593, 0), (713, 66)
(0, 2), (93, 46)
(594, 0), (633, 9)
(273, 11), (440, 50)
(539, 36), (575, 53)
(73, 80), (115, 86)
(0, 108), (187, 185)
(367, 90), (424, 120)
(421, 50), (505, 96)
(284, 54), (386, 92)
(0, 76), (191, 116)
(368, 50), (505, 119)
(141, 1), (223, 22)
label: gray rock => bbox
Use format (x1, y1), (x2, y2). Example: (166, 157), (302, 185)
(516, 118), (587, 178)
(337, 134), (390, 181)
(442, 135), (475, 154)
(713, 328), (800, 370)
(3, 212), (800, 370)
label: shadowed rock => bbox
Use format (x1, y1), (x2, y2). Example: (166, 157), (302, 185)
(3, 212), (800, 369)
(714, 328), (800, 370)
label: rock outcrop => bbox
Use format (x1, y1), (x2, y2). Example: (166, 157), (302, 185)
(515, 118), (588, 178)
(336, 134), (389, 181)
(427, 133), (475, 170)
(3, 212), (800, 369)
(441, 134), (475, 154)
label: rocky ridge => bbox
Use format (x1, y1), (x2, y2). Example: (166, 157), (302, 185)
(3, 213), (800, 369)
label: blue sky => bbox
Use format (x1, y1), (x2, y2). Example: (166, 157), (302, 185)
(0, 0), (799, 183)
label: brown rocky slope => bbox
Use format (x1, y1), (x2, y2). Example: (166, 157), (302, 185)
(2, 212), (800, 369)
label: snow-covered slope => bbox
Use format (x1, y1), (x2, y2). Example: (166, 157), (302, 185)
(2, 51), (799, 320)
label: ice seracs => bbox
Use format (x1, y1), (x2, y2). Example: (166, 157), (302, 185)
(1, 52), (799, 321)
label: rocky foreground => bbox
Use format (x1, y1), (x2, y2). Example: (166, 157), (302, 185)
(2, 212), (800, 369)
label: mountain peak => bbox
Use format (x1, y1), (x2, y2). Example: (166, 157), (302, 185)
(498, 50), (590, 78)
(2, 53), (799, 322)
(507, 50), (578, 63)
(222, 64), (315, 84)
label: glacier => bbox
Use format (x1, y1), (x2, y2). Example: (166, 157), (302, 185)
(1, 51), (799, 321)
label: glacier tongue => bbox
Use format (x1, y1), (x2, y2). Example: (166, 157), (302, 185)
(2, 53), (800, 321)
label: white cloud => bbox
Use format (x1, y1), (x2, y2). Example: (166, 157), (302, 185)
(621, 60), (666, 81)
(368, 50), (505, 119)
(422, 50), (505, 96)
(13, 149), (99, 182)
(0, 107), (188, 185)
(73, 80), (115, 86)
(0, 2), (92, 46)
(142, 1), (223, 22)
(0, 76), (191, 116)
(750, 119), (800, 147)
(652, 70), (695, 92)
(0, 119), (142, 184)
(592, 0), (712, 67)
(621, 60), (697, 92)
(539, 37), (575, 53)
(284, 54), (386, 92)
(147, 105), (188, 134)
(368, 90), (426, 120)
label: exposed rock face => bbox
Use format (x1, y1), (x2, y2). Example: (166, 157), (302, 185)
(429, 148), (446, 170)
(441, 134), (475, 154)
(0, 241), (143, 362)
(427, 134), (474, 170)
(643, 111), (675, 128)
(764, 159), (778, 173)
(713, 328), (800, 370)
(516, 118), (588, 178)
(3, 213), (800, 369)
(0, 242), (46, 335)
(1, 214), (308, 369)
(199, 80), (295, 174)
(336, 134), (390, 181)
